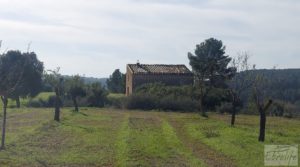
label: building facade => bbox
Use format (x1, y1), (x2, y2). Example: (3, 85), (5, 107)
(126, 63), (194, 96)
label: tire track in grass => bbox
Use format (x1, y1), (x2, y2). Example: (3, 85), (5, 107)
(165, 115), (236, 167)
(161, 119), (207, 167)
(125, 112), (196, 167)
(115, 113), (130, 167)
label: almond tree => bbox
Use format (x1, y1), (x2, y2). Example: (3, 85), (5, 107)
(228, 52), (255, 126)
(253, 73), (273, 142)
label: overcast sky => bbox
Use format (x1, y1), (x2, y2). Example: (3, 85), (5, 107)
(0, 0), (299, 77)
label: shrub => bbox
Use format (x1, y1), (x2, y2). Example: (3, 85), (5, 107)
(217, 102), (233, 114)
(86, 83), (108, 107)
(107, 94), (126, 108)
(202, 126), (220, 138)
(125, 94), (157, 110)
(27, 99), (44, 108)
(283, 103), (298, 118)
(159, 96), (198, 112)
(123, 93), (199, 112)
(270, 101), (285, 116)
(26, 95), (62, 108)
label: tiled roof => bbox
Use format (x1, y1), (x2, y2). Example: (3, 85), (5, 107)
(127, 64), (192, 74)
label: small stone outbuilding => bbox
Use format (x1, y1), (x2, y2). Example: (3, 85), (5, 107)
(126, 63), (194, 96)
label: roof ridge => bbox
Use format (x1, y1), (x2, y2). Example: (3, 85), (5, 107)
(127, 63), (192, 74)
(128, 63), (186, 66)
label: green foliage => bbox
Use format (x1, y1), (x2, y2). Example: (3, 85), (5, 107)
(202, 88), (230, 110)
(233, 69), (300, 114)
(187, 38), (236, 114)
(188, 38), (235, 88)
(106, 69), (125, 93)
(107, 93), (126, 108)
(125, 94), (158, 110)
(44, 68), (64, 96)
(65, 75), (86, 99)
(65, 75), (86, 111)
(124, 83), (199, 111)
(86, 82), (108, 107)
(27, 95), (62, 108)
(0, 50), (44, 98)
(217, 102), (233, 114)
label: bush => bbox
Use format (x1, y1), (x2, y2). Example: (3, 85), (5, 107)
(125, 94), (157, 110)
(270, 101), (285, 116)
(123, 93), (199, 112)
(86, 83), (108, 107)
(107, 94), (126, 108)
(27, 99), (44, 108)
(159, 96), (198, 112)
(283, 103), (298, 118)
(217, 102), (233, 114)
(27, 95), (62, 108)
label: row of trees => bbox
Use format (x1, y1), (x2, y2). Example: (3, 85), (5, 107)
(0, 38), (283, 150)
(44, 69), (108, 121)
(105, 38), (276, 142)
(0, 51), (108, 149)
(188, 38), (273, 142)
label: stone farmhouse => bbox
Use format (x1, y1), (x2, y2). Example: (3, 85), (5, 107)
(126, 63), (194, 96)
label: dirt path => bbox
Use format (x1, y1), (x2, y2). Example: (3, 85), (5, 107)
(163, 114), (236, 167)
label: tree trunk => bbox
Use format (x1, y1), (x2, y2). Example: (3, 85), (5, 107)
(72, 96), (79, 112)
(231, 105), (236, 126)
(16, 96), (20, 108)
(54, 89), (60, 122)
(258, 100), (273, 142)
(258, 108), (266, 142)
(200, 98), (207, 117)
(1, 97), (8, 150)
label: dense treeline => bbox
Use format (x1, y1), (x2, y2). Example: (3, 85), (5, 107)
(29, 75), (108, 109)
(240, 69), (300, 103)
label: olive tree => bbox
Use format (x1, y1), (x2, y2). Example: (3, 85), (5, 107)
(66, 75), (86, 112)
(0, 50), (43, 150)
(44, 68), (64, 122)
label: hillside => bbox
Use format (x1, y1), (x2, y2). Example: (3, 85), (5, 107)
(82, 77), (107, 87)
(62, 75), (108, 86)
(234, 68), (300, 106)
(0, 108), (299, 166)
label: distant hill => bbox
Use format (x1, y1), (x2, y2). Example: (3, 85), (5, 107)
(82, 77), (108, 87)
(62, 75), (108, 87)
(237, 68), (300, 103)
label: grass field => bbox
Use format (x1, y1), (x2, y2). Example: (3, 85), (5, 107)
(0, 108), (299, 167)
(0, 92), (55, 108)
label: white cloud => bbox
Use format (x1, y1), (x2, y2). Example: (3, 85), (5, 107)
(0, 0), (299, 76)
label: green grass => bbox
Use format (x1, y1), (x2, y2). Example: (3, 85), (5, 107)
(0, 92), (55, 109)
(108, 93), (126, 99)
(0, 108), (299, 167)
(31, 92), (55, 101)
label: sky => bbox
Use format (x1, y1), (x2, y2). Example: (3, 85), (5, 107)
(0, 0), (299, 77)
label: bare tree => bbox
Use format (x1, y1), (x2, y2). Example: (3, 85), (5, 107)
(229, 52), (254, 126)
(253, 73), (273, 142)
